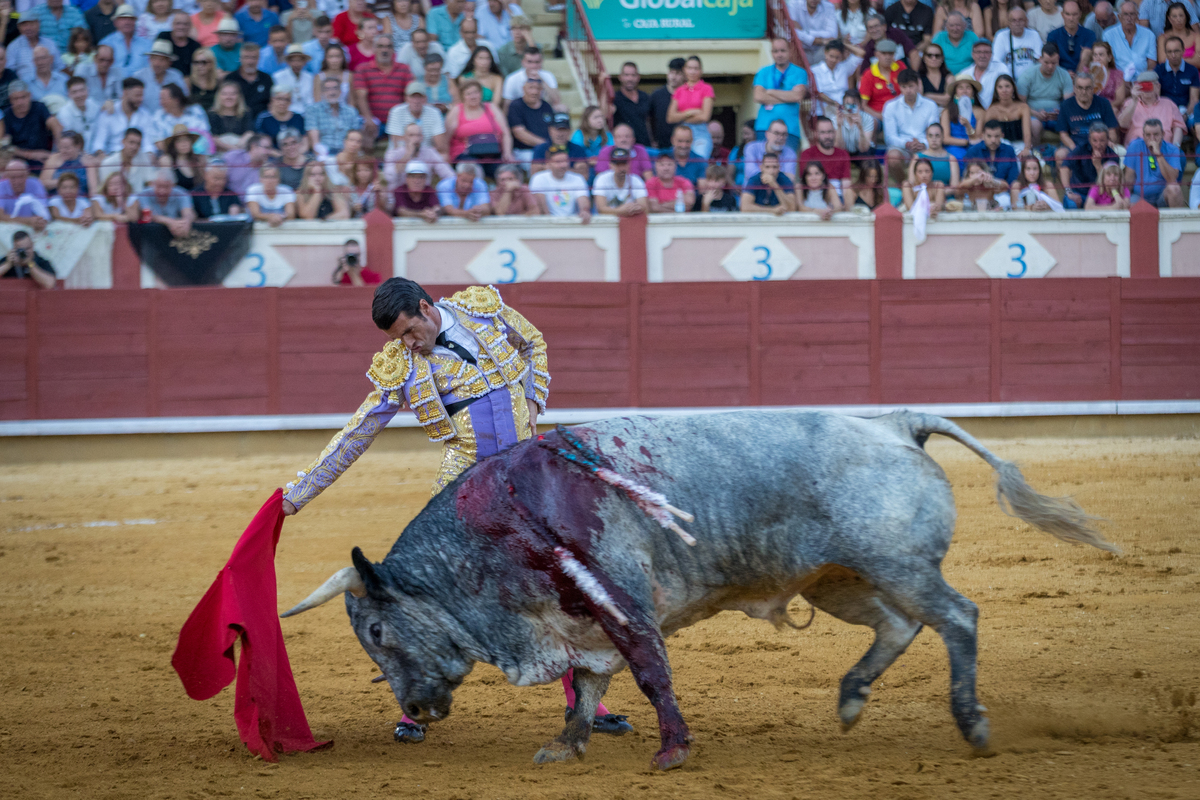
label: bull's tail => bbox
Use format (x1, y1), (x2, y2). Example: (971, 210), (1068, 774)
(882, 411), (1118, 553)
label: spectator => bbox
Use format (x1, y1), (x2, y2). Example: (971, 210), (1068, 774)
(134, 40), (187, 114)
(100, 5), (149, 74)
(137, 0), (173, 43)
(613, 61), (652, 148)
(955, 157), (1010, 208)
(25, 45), (66, 102)
(346, 158), (392, 217)
(709, 120), (729, 163)
(75, 43), (123, 105)
(917, 42), (952, 106)
(421, 53), (458, 113)
(1156, 4), (1200, 69)
(506, 76), (551, 162)
(571, 105), (613, 171)
(192, 0), (230, 49)
(596, 123), (653, 180)
(791, 0), (839, 66)
(1, 82), (60, 169)
(1009, 152), (1060, 209)
(229, 42), (274, 119)
(649, 57), (684, 150)
(312, 43), (352, 107)
(1057, 71), (1119, 164)
(862, 11), (914, 65)
(296, 161), (350, 220)
(1083, 160), (1131, 208)
(886, 0), (936, 52)
(1123, 118), (1185, 205)
(86, 0), (118, 48)
(813, 40), (862, 115)
(919, 121), (961, 185)
(306, 74), (363, 155)
(235, 0), (279, 48)
(397, 28), (444, 78)
(697, 163), (740, 212)
(646, 150), (695, 213)
(383, 121), (453, 186)
(1143, 0), (1200, 39)
(191, 162), (243, 218)
(222, 133), (274, 197)
(256, 85), (305, 146)
(476, 0), (521, 49)
(333, 0), (374, 47)
(838, 0), (869, 50)
(438, 161), (490, 220)
(49, 172), (94, 225)
(1118, 70), (1186, 145)
(529, 145), (590, 220)
(133, 168), (196, 237)
(1059, 120), (1119, 206)
(754, 38), (808, 150)
(884, 68), (941, 180)
(742, 118), (798, 184)
(353, 34), (413, 141)
(445, 18), (495, 80)
(984, 74), (1033, 152)
(188, 48), (220, 112)
(96, 127), (156, 193)
(957, 38), (1007, 107)
(394, 161), (440, 222)
(1156, 36), (1199, 117)
(385, 81), (448, 154)
(835, 96), (876, 153)
(1019, 43), (1074, 141)
(1103, 1), (1157, 79)
(63, 23), (97, 66)
(380, 0), (420, 52)
(1047, 1), (1095, 74)
(932, 12), (979, 74)
(964, 118), (1019, 199)
(445, 79), (512, 180)
(0, 231), (55, 288)
(490, 162), (539, 215)
(858, 38), (903, 124)
(1089, 40), (1129, 107)
(332, 239), (381, 285)
(90, 171), (135, 221)
(275, 129), (311, 189)
(666, 124), (707, 184)
(209, 81), (256, 153)
(158, 11), (201, 77)
(531, 112), (588, 178)
(796, 161), (843, 219)
(500, 47), (561, 111)
(0, 50), (18, 112)
(426, 0), (465, 50)
(302, 17), (340, 66)
(592, 147), (648, 217)
(932, 0), (984, 38)
(902, 155), (947, 216)
(740, 151), (794, 214)
(57, 78), (102, 151)
(845, 159), (889, 209)
(9, 13), (64, 84)
(244, 163), (296, 225)
(40, 129), (89, 193)
(210, 16), (243, 73)
(456, 45), (503, 102)
(330, 127), (374, 186)
(274, 44), (315, 115)
(1028, 0), (1065, 41)
(993, 7), (1044, 79)
(495, 14), (532, 76)
(259, 26), (291, 75)
(347, 18), (378, 72)
(156, 123), (203, 191)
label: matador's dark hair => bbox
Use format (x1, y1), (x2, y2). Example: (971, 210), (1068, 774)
(372, 278), (433, 331)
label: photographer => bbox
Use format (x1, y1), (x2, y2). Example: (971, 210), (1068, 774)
(0, 231), (55, 288)
(331, 239), (380, 286)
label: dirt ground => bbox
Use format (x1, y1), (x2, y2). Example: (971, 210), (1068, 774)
(1, 431), (1198, 800)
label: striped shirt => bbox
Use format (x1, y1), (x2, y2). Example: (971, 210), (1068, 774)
(353, 61), (413, 123)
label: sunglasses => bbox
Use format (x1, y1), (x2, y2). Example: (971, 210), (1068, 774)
(926, 52), (943, 58)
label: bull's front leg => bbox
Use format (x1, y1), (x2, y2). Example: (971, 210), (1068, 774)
(534, 669), (610, 764)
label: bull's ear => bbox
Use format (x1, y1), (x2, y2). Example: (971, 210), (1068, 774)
(351, 546), (392, 601)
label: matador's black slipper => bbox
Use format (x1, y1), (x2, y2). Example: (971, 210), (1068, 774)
(393, 721), (427, 743)
(565, 707), (635, 736)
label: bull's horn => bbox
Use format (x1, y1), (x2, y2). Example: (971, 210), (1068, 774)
(281, 567), (366, 618)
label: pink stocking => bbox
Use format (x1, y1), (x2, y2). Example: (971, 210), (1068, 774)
(400, 714), (415, 724)
(562, 669), (610, 716)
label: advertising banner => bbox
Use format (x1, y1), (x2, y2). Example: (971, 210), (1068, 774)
(575, 0), (765, 41)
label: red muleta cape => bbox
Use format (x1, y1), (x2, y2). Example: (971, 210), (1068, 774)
(171, 489), (330, 760)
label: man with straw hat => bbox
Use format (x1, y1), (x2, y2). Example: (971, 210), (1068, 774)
(211, 16), (244, 74)
(9, 10), (65, 82)
(100, 5), (152, 73)
(271, 43), (314, 115)
(134, 40), (187, 113)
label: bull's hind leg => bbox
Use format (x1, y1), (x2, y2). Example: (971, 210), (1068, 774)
(801, 566), (923, 730)
(534, 670), (610, 764)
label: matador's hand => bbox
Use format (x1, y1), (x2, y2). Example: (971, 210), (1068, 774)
(526, 398), (539, 436)
(282, 499), (298, 516)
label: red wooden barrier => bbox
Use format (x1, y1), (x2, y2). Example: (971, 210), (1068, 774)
(2, 280), (1199, 421)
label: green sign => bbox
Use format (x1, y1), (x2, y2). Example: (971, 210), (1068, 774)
(576, 0), (765, 41)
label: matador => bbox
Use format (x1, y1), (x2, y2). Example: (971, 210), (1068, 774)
(281, 278), (633, 742)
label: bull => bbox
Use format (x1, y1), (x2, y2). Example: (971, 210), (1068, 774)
(282, 410), (1114, 771)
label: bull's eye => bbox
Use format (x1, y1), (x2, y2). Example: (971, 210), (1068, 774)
(369, 622), (383, 645)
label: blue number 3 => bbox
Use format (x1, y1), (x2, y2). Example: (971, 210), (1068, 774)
(752, 245), (773, 281)
(498, 248), (517, 283)
(245, 253), (266, 287)
(1007, 242), (1027, 278)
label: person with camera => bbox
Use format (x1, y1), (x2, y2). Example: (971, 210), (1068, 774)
(331, 238), (380, 286)
(0, 230), (55, 288)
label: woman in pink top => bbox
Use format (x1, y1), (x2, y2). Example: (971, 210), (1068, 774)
(444, 80), (514, 179)
(666, 55), (716, 159)
(190, 0), (227, 47)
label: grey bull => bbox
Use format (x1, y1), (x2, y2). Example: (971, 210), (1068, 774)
(282, 410), (1114, 771)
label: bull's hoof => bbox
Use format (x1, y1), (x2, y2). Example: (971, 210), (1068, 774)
(393, 722), (427, 743)
(534, 739), (583, 764)
(839, 686), (871, 731)
(593, 714), (633, 736)
(651, 743), (690, 771)
(967, 717), (991, 751)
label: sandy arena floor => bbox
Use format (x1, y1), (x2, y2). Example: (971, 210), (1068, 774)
(1, 431), (1198, 800)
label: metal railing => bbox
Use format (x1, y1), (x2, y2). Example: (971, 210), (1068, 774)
(765, 0), (818, 141)
(564, 0), (615, 125)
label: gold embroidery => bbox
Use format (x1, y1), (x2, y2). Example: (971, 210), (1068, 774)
(440, 285), (504, 317)
(286, 390), (387, 509)
(432, 407), (478, 495)
(500, 305), (551, 411)
(169, 230), (219, 258)
(367, 340), (413, 390)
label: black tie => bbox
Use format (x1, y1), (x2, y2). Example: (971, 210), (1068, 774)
(435, 332), (477, 365)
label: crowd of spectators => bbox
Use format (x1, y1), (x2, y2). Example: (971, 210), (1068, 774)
(0, 0), (1196, 267)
